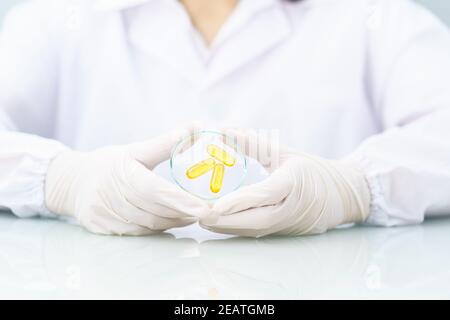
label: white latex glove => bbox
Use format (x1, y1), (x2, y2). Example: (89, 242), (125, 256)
(45, 129), (209, 236)
(201, 130), (371, 237)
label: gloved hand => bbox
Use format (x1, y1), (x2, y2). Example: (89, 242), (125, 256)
(200, 130), (371, 237)
(45, 129), (209, 236)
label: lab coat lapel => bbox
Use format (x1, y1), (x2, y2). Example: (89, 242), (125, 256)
(208, 0), (292, 86)
(127, 0), (292, 86)
(127, 0), (207, 84)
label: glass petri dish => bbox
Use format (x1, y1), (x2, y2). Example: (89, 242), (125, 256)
(170, 131), (247, 200)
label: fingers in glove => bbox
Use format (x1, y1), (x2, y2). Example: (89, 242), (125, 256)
(201, 204), (288, 238)
(105, 193), (198, 231)
(211, 165), (294, 216)
(130, 125), (199, 169)
(220, 128), (296, 172)
(123, 160), (210, 219)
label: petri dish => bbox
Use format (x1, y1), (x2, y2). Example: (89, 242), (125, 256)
(170, 131), (247, 200)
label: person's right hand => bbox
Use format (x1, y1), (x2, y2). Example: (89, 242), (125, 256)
(44, 129), (209, 236)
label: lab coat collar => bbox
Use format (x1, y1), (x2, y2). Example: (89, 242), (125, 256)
(126, 0), (290, 87)
(208, 0), (291, 85)
(128, 0), (207, 83)
(94, 0), (279, 12)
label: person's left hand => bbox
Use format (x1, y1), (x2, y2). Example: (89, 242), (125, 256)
(200, 130), (371, 237)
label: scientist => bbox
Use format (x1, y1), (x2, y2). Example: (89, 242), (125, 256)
(0, 0), (449, 237)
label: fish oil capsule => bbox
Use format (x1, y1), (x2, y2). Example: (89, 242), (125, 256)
(207, 144), (236, 167)
(186, 158), (216, 179)
(210, 163), (225, 193)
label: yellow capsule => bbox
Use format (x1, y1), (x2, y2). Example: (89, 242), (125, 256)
(186, 158), (215, 179)
(207, 144), (236, 167)
(210, 163), (225, 193)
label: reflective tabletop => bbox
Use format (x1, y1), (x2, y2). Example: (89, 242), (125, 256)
(1, 212), (449, 299)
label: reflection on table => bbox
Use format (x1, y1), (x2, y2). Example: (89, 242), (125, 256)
(0, 212), (449, 299)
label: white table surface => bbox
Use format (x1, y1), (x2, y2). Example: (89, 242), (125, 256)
(0, 212), (449, 299)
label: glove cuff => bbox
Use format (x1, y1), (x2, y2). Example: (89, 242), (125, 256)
(333, 160), (371, 224)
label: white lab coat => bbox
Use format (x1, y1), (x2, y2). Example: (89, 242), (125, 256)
(0, 0), (449, 226)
